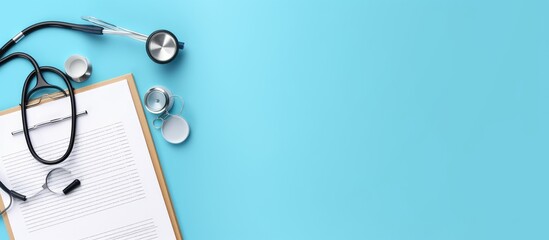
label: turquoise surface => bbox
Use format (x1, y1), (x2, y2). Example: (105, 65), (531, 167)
(1, 0), (549, 239)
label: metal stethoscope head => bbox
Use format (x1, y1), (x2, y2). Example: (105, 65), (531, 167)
(82, 16), (184, 64)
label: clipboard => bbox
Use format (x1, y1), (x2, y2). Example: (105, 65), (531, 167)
(0, 74), (183, 240)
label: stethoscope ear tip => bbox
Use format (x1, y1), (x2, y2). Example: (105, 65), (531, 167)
(146, 30), (181, 64)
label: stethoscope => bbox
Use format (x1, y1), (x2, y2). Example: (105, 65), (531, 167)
(0, 16), (183, 211)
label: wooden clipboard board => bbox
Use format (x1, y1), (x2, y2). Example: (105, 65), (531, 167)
(0, 74), (183, 240)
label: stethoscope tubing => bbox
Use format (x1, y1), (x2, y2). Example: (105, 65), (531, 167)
(0, 21), (92, 202)
(0, 18), (183, 211)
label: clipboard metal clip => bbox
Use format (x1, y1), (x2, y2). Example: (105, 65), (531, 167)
(11, 110), (88, 136)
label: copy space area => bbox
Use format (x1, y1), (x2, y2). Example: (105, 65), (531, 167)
(1, 0), (549, 240)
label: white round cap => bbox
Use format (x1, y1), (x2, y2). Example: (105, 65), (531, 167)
(161, 115), (190, 144)
(64, 55), (92, 82)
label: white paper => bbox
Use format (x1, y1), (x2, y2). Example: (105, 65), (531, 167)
(0, 80), (177, 240)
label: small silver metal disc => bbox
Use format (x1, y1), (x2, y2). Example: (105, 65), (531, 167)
(144, 87), (173, 114)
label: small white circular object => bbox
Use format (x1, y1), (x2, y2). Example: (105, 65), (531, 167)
(161, 115), (190, 144)
(64, 55), (92, 82)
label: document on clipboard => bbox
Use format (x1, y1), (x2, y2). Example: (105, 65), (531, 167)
(0, 74), (182, 240)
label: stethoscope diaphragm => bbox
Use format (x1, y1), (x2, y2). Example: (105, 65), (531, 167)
(146, 30), (181, 64)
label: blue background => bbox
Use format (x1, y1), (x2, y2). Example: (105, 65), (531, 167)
(1, 0), (549, 239)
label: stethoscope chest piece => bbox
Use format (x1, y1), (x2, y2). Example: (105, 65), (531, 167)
(146, 30), (180, 64)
